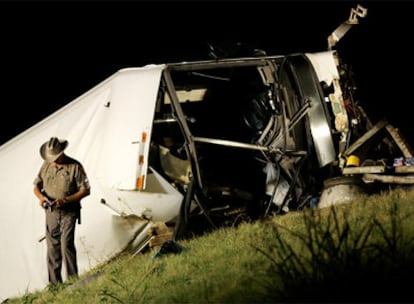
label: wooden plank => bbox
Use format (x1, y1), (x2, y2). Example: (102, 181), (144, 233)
(342, 165), (385, 175)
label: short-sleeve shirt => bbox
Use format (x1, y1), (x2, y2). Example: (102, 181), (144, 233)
(33, 155), (90, 211)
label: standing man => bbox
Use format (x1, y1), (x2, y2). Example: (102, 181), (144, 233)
(33, 137), (91, 286)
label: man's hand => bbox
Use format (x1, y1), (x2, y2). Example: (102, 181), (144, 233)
(52, 198), (67, 208)
(38, 197), (50, 208)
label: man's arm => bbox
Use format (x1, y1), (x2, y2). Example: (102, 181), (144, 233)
(54, 188), (91, 208)
(65, 188), (90, 203)
(33, 186), (50, 208)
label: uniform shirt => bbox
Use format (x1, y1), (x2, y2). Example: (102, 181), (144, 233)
(33, 156), (90, 211)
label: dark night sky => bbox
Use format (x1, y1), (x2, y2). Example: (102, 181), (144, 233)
(1, 0), (413, 146)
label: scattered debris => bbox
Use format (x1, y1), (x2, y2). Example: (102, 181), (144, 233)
(148, 222), (175, 251)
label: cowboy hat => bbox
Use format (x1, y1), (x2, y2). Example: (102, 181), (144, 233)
(40, 137), (68, 162)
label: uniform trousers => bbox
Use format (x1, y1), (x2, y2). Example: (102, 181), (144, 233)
(45, 209), (78, 284)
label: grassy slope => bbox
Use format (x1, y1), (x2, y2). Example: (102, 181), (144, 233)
(9, 187), (414, 303)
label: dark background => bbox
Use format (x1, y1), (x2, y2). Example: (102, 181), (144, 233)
(1, 0), (413, 147)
